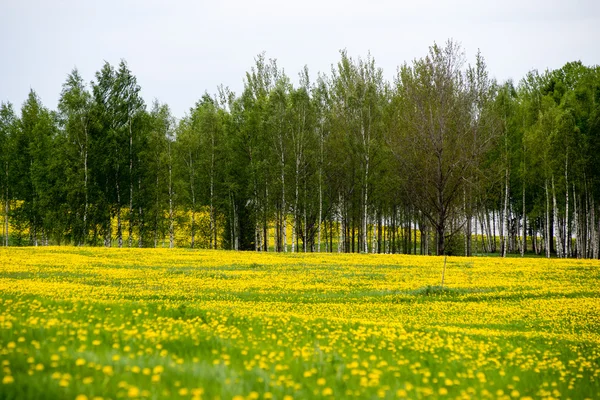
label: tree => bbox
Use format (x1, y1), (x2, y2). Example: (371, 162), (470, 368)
(390, 41), (496, 255)
(0, 102), (18, 246)
(58, 68), (93, 245)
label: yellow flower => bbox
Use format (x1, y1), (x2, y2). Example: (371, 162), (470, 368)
(127, 387), (140, 398)
(152, 365), (164, 374)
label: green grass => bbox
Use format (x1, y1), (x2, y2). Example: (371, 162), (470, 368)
(0, 247), (599, 399)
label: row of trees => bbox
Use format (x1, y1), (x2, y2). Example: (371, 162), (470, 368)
(1, 40), (599, 257)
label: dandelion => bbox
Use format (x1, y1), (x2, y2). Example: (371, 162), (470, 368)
(152, 365), (164, 374)
(127, 387), (140, 398)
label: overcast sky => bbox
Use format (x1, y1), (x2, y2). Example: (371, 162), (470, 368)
(1, 0), (599, 119)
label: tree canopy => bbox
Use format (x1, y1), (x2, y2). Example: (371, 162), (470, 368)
(2, 41), (599, 258)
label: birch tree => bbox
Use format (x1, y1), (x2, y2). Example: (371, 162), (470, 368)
(0, 103), (17, 246)
(58, 69), (93, 245)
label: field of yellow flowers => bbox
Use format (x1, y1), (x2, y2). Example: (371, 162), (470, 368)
(0, 247), (599, 399)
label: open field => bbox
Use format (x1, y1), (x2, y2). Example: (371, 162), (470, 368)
(0, 248), (599, 399)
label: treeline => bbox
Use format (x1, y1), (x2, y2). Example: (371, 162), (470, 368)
(1, 40), (600, 257)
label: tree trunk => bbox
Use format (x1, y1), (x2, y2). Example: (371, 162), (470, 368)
(210, 167), (215, 250)
(317, 144), (323, 252)
(545, 179), (550, 258)
(596, 205), (600, 259)
(263, 182), (268, 252)
(521, 185), (526, 257)
(569, 184), (581, 258)
(168, 145), (174, 249)
(128, 120), (133, 248)
(230, 192), (237, 250)
(210, 133), (216, 250)
(154, 172), (159, 248)
(436, 221), (445, 256)
(83, 132), (88, 245)
(188, 154), (196, 249)
(116, 167), (122, 248)
(338, 195), (344, 253)
(552, 176), (561, 258)
(502, 167), (509, 257)
(564, 156), (569, 257)
(4, 162), (8, 246)
(138, 176), (143, 248)
(363, 157), (369, 253)
(492, 209), (497, 253)
(464, 189), (472, 257)
(303, 178), (308, 252)
(292, 160), (299, 253)
(281, 150), (287, 253)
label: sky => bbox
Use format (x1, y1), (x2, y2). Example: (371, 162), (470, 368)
(1, 0), (599, 119)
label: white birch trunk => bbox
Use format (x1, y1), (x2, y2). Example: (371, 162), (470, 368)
(317, 145), (322, 252)
(234, 201), (239, 251)
(303, 180), (307, 252)
(128, 119), (133, 248)
(154, 173), (159, 248)
(521, 184), (526, 257)
(595, 205), (600, 259)
(281, 152), (287, 253)
(564, 156), (569, 257)
(116, 165), (122, 248)
(210, 149), (215, 249)
(292, 161), (298, 253)
(138, 176), (143, 248)
(545, 180), (550, 258)
(4, 162), (8, 246)
(552, 176), (561, 258)
(371, 214), (377, 254)
(168, 143), (174, 249)
(363, 159), (369, 253)
(83, 125), (88, 245)
(573, 184), (579, 258)
(338, 195), (344, 253)
(502, 168), (509, 257)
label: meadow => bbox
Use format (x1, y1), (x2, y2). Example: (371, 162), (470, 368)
(0, 247), (599, 399)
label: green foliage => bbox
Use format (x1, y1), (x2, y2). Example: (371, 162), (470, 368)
(1, 46), (600, 259)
